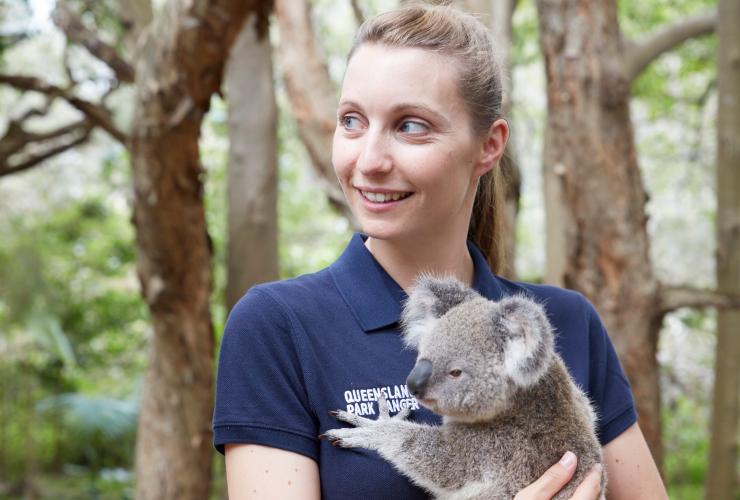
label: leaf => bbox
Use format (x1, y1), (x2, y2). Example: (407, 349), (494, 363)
(25, 313), (78, 368)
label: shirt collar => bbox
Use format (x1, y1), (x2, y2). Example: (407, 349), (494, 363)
(329, 233), (505, 333)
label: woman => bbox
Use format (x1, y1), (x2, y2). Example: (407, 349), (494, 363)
(213, 5), (667, 499)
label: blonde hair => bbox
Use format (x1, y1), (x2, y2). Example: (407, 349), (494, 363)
(349, 3), (507, 273)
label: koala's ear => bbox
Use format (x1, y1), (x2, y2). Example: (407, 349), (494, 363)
(496, 295), (555, 387)
(401, 275), (479, 348)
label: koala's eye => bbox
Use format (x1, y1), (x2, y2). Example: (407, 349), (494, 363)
(448, 369), (463, 378)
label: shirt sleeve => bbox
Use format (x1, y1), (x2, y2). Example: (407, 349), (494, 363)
(582, 295), (638, 446)
(212, 286), (319, 461)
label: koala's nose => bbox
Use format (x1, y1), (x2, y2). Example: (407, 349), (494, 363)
(406, 359), (433, 398)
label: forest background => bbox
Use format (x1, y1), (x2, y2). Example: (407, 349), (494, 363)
(0, 0), (737, 499)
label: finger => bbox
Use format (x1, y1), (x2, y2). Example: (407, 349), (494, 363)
(514, 451), (578, 500)
(568, 464), (603, 500)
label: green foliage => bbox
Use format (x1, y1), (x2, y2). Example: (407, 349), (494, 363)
(619, 0), (716, 38)
(37, 394), (137, 464)
(621, 0), (717, 117)
(511, 0), (541, 67)
(274, 90), (352, 279)
(63, 0), (132, 56)
(663, 394), (710, 499)
(0, 171), (147, 489)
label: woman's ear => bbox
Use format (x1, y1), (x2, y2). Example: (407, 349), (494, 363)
(474, 118), (509, 177)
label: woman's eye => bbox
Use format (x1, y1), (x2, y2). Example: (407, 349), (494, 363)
(399, 120), (428, 134)
(449, 369), (462, 378)
(341, 115), (362, 130)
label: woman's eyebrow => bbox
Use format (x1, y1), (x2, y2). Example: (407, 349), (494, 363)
(337, 99), (363, 110)
(389, 103), (450, 127)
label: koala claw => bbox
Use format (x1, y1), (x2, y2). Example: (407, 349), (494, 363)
(318, 432), (345, 447)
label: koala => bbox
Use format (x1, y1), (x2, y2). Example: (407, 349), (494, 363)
(322, 276), (606, 500)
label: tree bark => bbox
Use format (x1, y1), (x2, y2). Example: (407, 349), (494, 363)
(129, 1), (263, 498)
(274, 0), (355, 223)
(705, 0), (740, 497)
(224, 12), (279, 311)
(536, 0), (664, 468)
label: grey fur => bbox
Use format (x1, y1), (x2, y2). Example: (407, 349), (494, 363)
(324, 276), (606, 499)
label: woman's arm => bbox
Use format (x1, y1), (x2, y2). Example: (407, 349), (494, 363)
(602, 423), (668, 499)
(225, 444), (321, 500)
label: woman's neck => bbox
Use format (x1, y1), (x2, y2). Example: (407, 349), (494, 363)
(364, 234), (474, 292)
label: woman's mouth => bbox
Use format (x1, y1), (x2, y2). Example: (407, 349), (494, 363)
(358, 190), (413, 203)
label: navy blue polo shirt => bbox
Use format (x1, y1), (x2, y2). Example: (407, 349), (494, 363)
(213, 233), (636, 499)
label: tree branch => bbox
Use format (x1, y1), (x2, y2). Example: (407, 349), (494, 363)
(625, 10), (717, 82)
(0, 74), (127, 144)
(52, 2), (135, 84)
(659, 284), (740, 315)
(0, 118), (94, 177)
(350, 0), (365, 25)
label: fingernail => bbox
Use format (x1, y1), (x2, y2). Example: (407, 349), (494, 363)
(318, 434), (326, 440)
(559, 451), (576, 468)
(328, 410), (338, 416)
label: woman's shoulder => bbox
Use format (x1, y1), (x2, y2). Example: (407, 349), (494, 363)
(229, 267), (338, 323)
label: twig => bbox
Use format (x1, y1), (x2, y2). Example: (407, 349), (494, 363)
(0, 73), (127, 144)
(659, 284), (740, 315)
(0, 118), (94, 177)
(624, 10), (717, 82)
(52, 2), (135, 84)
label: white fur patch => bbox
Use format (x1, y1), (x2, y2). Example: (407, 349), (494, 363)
(402, 316), (437, 348)
(504, 337), (541, 387)
(503, 328), (549, 388)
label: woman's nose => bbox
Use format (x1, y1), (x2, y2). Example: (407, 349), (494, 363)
(356, 130), (392, 175)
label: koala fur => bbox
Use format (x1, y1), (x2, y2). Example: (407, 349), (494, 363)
(323, 276), (606, 500)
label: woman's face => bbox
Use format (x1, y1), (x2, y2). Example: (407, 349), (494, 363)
(332, 44), (503, 244)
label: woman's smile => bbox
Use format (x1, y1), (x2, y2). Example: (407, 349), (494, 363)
(355, 186), (414, 212)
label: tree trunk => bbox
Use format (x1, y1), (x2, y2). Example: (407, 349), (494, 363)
(274, 0), (355, 222)
(224, 13), (279, 311)
(705, 0), (740, 497)
(536, 0), (664, 469)
(129, 1), (262, 499)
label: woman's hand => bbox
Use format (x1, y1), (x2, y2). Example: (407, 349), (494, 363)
(513, 452), (603, 500)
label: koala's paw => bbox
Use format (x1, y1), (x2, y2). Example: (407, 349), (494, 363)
(377, 392), (411, 421)
(321, 394), (409, 449)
